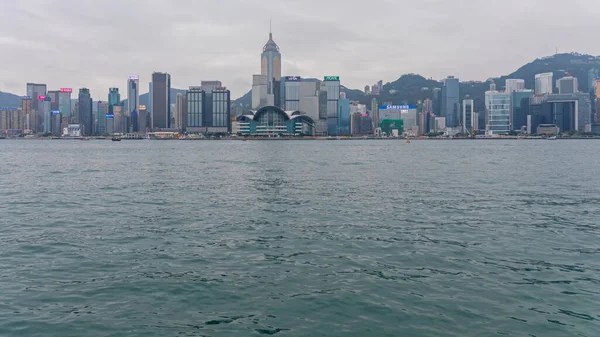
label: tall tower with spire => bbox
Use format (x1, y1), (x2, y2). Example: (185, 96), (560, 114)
(261, 24), (281, 100)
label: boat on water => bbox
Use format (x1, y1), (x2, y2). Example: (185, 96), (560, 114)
(111, 137), (121, 142)
(548, 136), (557, 140)
(406, 137), (411, 144)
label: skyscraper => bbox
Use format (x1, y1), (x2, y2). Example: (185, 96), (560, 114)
(511, 90), (533, 132)
(175, 93), (187, 130)
(462, 98), (475, 134)
(338, 98), (350, 136)
(78, 88), (93, 136)
(41, 96), (51, 133)
(97, 101), (108, 135)
(22, 97), (33, 131)
(186, 86), (204, 133)
(535, 73), (553, 95)
(58, 88), (72, 122)
(151, 72), (171, 129)
(556, 76), (579, 94)
(27, 83), (47, 132)
(505, 79), (525, 93)
(252, 75), (269, 109)
(485, 90), (511, 136)
(371, 97), (379, 130)
(108, 88), (120, 108)
(324, 76), (341, 135)
(283, 76), (301, 111)
(210, 87), (231, 133)
(261, 28), (281, 105)
(127, 75), (140, 132)
(441, 76), (460, 127)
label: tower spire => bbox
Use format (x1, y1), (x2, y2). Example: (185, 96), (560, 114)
(269, 19), (272, 39)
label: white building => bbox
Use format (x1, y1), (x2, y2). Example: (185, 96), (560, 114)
(251, 75), (268, 109)
(535, 72), (553, 95)
(462, 98), (477, 133)
(485, 91), (511, 136)
(65, 124), (82, 137)
(505, 79), (525, 93)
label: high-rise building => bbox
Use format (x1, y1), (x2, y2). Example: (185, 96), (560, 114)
(432, 88), (441, 116)
(556, 76), (579, 94)
(26, 83), (47, 123)
(151, 72), (171, 129)
(252, 75), (269, 109)
(324, 76), (340, 135)
(78, 88), (93, 136)
(58, 88), (72, 122)
(108, 88), (120, 110)
(364, 85), (371, 95)
(377, 80), (383, 93)
(138, 105), (149, 133)
(261, 29), (281, 105)
(127, 75), (140, 131)
(505, 79), (525, 93)
(462, 98), (475, 134)
(39, 96), (51, 133)
(371, 98), (379, 130)
(441, 76), (460, 127)
(175, 93), (187, 130)
(535, 72), (553, 95)
(596, 78), (600, 123)
(186, 86), (204, 132)
(148, 82), (153, 114)
(97, 101), (108, 135)
(528, 93), (592, 133)
(511, 90), (533, 132)
(21, 98), (33, 131)
(210, 87), (231, 132)
(283, 76), (301, 111)
(113, 105), (126, 134)
(338, 98), (350, 136)
(485, 90), (511, 136)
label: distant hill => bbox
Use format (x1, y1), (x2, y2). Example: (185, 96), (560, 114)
(0, 91), (22, 108)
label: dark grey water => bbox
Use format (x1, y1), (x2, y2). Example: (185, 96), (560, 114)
(1, 139), (599, 337)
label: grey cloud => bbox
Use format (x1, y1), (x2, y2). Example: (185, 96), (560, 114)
(1, 0), (599, 99)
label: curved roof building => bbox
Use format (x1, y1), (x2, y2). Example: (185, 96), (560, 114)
(236, 106), (315, 136)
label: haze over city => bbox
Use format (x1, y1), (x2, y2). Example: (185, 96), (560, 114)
(2, 0), (600, 98)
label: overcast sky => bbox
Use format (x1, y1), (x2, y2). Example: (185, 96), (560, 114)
(1, 0), (599, 99)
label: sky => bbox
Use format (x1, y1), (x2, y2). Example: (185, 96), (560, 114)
(1, 0), (599, 100)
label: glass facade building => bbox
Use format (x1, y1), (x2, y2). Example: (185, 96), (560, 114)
(211, 89), (230, 130)
(152, 72), (171, 129)
(442, 76), (460, 127)
(324, 78), (340, 135)
(78, 88), (93, 136)
(284, 78), (301, 111)
(338, 98), (350, 136)
(97, 101), (108, 135)
(186, 87), (204, 130)
(485, 91), (511, 136)
(127, 76), (139, 131)
(511, 90), (533, 131)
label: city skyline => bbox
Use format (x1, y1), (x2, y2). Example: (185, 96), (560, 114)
(2, 0), (600, 99)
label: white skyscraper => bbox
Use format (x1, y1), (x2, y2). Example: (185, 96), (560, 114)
(505, 79), (525, 93)
(535, 73), (553, 95)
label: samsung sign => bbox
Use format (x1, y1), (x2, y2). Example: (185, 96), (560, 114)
(380, 105), (417, 110)
(106, 114), (114, 119)
(52, 110), (60, 115)
(128, 75), (139, 80)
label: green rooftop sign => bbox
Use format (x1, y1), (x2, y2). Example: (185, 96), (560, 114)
(324, 76), (340, 81)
